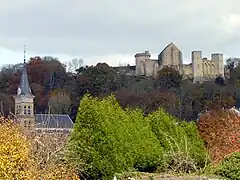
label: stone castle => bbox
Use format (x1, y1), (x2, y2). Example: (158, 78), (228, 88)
(134, 42), (225, 83)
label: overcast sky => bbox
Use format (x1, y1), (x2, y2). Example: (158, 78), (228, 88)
(0, 0), (240, 67)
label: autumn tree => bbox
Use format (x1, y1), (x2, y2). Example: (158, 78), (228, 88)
(156, 67), (182, 90)
(27, 56), (67, 91)
(0, 117), (79, 179)
(0, 93), (13, 117)
(75, 63), (120, 96)
(200, 82), (235, 110)
(0, 119), (36, 179)
(0, 64), (23, 116)
(1, 64), (23, 95)
(67, 63), (120, 120)
(115, 88), (178, 115)
(225, 57), (240, 86)
(197, 110), (240, 163)
(26, 56), (68, 113)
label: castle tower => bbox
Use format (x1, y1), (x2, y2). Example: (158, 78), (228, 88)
(211, 53), (224, 78)
(158, 42), (183, 74)
(135, 51), (151, 76)
(192, 51), (203, 83)
(14, 46), (35, 129)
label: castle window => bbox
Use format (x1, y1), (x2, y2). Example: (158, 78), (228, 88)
(24, 106), (27, 114)
(28, 106), (31, 115)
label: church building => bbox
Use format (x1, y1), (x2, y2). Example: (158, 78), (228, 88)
(13, 52), (73, 132)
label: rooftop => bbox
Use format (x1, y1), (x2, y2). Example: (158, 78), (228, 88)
(18, 64), (33, 96)
(35, 114), (74, 129)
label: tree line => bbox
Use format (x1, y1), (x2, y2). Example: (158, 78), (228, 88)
(0, 56), (240, 122)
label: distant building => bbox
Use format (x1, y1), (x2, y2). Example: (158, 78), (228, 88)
(135, 42), (225, 83)
(13, 57), (73, 132)
(115, 42), (226, 83)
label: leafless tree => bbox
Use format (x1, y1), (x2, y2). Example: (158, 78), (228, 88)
(29, 131), (70, 167)
(66, 58), (83, 73)
(226, 57), (240, 73)
(23, 129), (80, 178)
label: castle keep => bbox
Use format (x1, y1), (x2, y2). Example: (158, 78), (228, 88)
(135, 42), (224, 83)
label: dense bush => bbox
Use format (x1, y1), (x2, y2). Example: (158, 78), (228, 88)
(67, 94), (163, 180)
(197, 110), (240, 163)
(215, 152), (240, 180)
(149, 109), (208, 173)
(67, 94), (211, 179)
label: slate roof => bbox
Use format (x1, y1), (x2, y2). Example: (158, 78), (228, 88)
(35, 114), (74, 129)
(19, 64), (33, 96)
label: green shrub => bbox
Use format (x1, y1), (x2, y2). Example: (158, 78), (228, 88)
(215, 152), (240, 180)
(148, 109), (209, 173)
(67, 94), (163, 180)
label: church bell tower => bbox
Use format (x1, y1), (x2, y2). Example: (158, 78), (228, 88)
(14, 46), (35, 129)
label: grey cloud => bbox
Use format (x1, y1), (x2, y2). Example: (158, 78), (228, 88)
(0, 0), (240, 59)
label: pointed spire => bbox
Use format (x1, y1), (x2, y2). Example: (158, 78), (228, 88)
(24, 45), (26, 64)
(18, 45), (33, 96)
(19, 66), (32, 96)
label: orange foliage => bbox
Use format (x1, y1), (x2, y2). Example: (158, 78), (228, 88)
(197, 110), (240, 164)
(27, 57), (45, 84)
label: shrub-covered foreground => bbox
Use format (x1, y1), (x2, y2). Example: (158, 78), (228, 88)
(67, 95), (208, 180)
(149, 110), (209, 173)
(215, 152), (240, 180)
(0, 117), (79, 180)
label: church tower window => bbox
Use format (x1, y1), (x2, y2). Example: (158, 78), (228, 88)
(24, 106), (27, 114)
(28, 106), (31, 115)
(24, 120), (27, 128)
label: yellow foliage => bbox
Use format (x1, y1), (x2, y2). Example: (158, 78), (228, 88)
(0, 117), (79, 179)
(0, 120), (36, 179)
(42, 164), (79, 180)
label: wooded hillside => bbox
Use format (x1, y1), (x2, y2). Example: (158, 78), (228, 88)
(0, 56), (239, 122)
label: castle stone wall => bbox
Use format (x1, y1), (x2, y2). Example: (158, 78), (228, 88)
(134, 43), (225, 83)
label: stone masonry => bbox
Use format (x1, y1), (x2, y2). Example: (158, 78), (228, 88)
(135, 42), (225, 83)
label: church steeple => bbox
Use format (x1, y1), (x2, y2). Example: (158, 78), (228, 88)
(18, 45), (32, 96)
(18, 65), (32, 96)
(14, 45), (35, 130)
